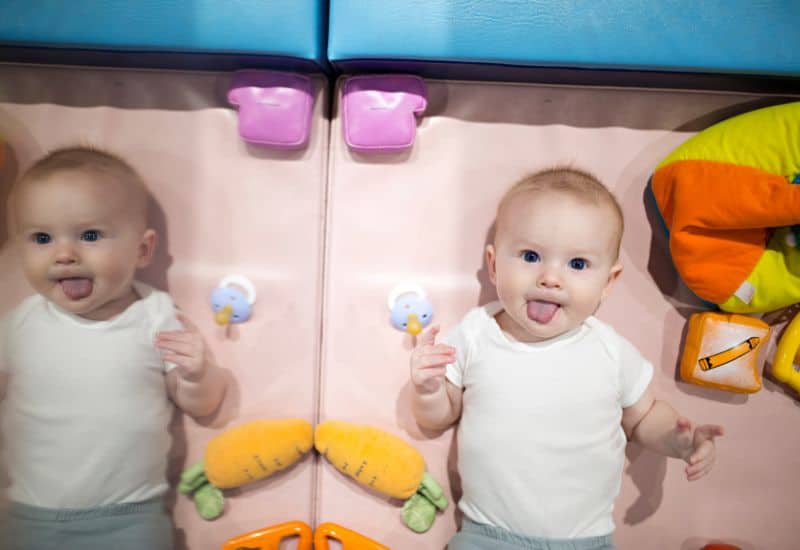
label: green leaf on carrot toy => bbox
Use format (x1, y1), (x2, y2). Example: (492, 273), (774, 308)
(400, 473), (448, 532)
(401, 493), (437, 533)
(178, 460), (208, 494)
(194, 483), (225, 520)
(417, 472), (448, 510)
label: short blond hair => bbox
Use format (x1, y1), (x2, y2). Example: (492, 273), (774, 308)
(16, 146), (150, 224)
(497, 166), (624, 257)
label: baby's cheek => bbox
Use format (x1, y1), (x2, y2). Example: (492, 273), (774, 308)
(22, 259), (47, 287)
(572, 286), (604, 315)
(105, 252), (136, 278)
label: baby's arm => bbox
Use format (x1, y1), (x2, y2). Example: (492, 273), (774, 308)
(411, 326), (463, 431)
(159, 312), (227, 418)
(622, 386), (724, 481)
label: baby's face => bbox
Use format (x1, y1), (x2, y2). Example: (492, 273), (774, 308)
(14, 169), (154, 320)
(487, 191), (622, 343)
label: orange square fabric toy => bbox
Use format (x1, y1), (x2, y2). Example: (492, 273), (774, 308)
(680, 312), (770, 393)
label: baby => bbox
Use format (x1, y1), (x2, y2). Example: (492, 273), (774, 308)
(0, 147), (227, 550)
(410, 167), (723, 550)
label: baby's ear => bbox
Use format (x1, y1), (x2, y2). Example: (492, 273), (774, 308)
(136, 228), (157, 268)
(485, 244), (498, 286)
(601, 262), (623, 301)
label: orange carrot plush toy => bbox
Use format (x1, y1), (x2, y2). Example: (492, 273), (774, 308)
(315, 420), (448, 533)
(179, 418), (313, 519)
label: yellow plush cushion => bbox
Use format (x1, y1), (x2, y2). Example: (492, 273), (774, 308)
(652, 102), (800, 313)
(657, 101), (800, 176)
(719, 228), (800, 313)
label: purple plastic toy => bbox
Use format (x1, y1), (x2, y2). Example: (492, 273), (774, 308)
(228, 70), (313, 149)
(342, 75), (427, 153)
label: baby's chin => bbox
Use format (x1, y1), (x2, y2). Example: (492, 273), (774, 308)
(521, 324), (570, 342)
(501, 316), (564, 343)
(51, 300), (96, 319)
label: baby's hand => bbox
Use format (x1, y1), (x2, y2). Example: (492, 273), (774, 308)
(156, 311), (211, 382)
(674, 417), (724, 481)
(410, 325), (456, 395)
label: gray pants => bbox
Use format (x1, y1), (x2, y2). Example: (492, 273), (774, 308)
(2, 497), (173, 550)
(448, 518), (616, 550)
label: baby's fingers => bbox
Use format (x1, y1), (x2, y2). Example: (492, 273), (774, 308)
(413, 366), (447, 393)
(174, 310), (200, 333)
(686, 440), (716, 480)
(157, 339), (197, 358)
(157, 330), (198, 347)
(412, 344), (455, 369)
(156, 331), (195, 344)
(687, 440), (714, 466)
(416, 353), (455, 370)
(694, 424), (725, 444)
(416, 325), (440, 347)
(416, 366), (446, 380)
(425, 343), (456, 357)
(686, 455), (715, 481)
(163, 355), (205, 381)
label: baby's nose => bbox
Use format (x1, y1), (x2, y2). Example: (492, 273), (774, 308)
(54, 242), (78, 264)
(537, 269), (562, 288)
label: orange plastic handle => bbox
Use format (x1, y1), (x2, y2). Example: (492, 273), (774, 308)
(221, 520), (312, 550)
(314, 522), (390, 550)
(702, 545), (742, 550)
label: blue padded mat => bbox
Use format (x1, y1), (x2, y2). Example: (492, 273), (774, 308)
(329, 0), (800, 77)
(0, 0), (326, 65)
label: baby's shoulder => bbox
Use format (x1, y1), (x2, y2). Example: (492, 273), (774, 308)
(468, 302), (503, 329)
(583, 317), (628, 360)
(448, 302), (499, 340)
(584, 316), (618, 338)
(4, 294), (48, 329)
(133, 282), (178, 325)
(584, 317), (645, 364)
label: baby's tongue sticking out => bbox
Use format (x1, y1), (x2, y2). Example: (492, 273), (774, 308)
(60, 278), (93, 300)
(527, 300), (559, 324)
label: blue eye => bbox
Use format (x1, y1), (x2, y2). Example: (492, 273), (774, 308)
(570, 258), (588, 270)
(81, 230), (100, 242)
(522, 250), (540, 263)
(33, 232), (51, 245)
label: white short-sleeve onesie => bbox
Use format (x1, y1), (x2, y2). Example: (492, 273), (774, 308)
(444, 302), (653, 538)
(0, 281), (181, 509)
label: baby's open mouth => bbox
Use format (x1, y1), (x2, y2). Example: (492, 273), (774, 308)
(527, 300), (560, 324)
(59, 278), (93, 300)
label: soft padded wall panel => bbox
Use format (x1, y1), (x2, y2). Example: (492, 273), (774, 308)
(321, 80), (799, 549)
(0, 0), (326, 66)
(329, 0), (800, 77)
(0, 65), (328, 549)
